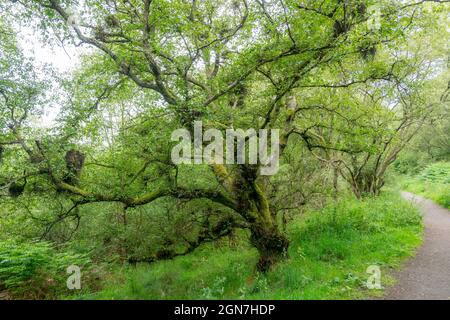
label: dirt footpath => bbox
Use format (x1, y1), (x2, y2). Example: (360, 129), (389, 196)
(385, 192), (450, 300)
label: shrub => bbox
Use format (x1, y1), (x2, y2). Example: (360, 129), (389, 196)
(418, 162), (450, 184)
(402, 162), (450, 209)
(0, 240), (90, 298)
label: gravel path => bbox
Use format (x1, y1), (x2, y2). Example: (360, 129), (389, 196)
(385, 191), (450, 300)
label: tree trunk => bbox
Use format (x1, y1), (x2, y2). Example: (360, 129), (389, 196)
(333, 166), (339, 200)
(350, 172), (385, 198)
(250, 222), (290, 272)
(232, 165), (290, 272)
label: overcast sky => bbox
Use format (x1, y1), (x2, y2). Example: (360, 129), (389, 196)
(18, 25), (81, 73)
(16, 24), (83, 127)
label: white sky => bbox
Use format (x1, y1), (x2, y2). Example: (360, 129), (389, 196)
(18, 26), (81, 73)
(16, 24), (84, 128)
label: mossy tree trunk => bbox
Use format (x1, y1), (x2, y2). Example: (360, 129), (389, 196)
(250, 222), (290, 272)
(350, 170), (385, 199)
(232, 165), (289, 272)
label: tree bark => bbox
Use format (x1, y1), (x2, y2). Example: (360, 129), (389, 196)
(229, 165), (290, 272)
(333, 166), (339, 200)
(250, 222), (289, 272)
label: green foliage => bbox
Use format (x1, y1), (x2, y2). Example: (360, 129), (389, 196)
(394, 151), (429, 175)
(0, 0), (448, 299)
(83, 192), (422, 300)
(418, 162), (450, 184)
(402, 162), (450, 209)
(298, 193), (422, 237)
(0, 240), (90, 297)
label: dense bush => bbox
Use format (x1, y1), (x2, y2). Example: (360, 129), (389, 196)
(298, 193), (423, 236)
(402, 162), (450, 209)
(418, 162), (450, 184)
(0, 240), (90, 298)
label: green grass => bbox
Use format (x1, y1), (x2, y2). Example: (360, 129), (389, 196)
(75, 192), (423, 300)
(402, 162), (450, 209)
